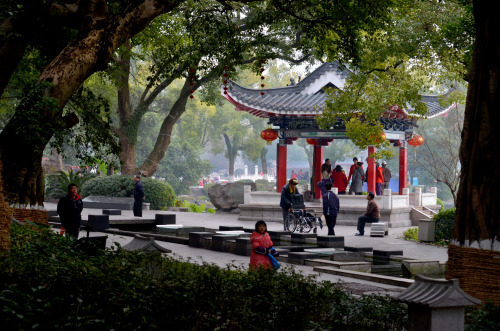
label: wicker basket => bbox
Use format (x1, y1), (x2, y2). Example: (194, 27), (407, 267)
(12, 208), (49, 225)
(446, 243), (500, 305)
(0, 157), (12, 251)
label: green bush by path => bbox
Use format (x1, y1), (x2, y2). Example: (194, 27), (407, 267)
(432, 207), (456, 245)
(0, 222), (409, 330)
(403, 227), (419, 242)
(80, 175), (176, 210)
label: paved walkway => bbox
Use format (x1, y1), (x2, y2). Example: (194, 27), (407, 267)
(45, 203), (449, 295)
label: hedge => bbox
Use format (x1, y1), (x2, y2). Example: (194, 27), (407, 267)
(80, 175), (176, 210)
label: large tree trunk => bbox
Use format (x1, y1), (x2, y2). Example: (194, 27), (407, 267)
(446, 0), (500, 304)
(139, 79), (191, 176)
(223, 133), (236, 182)
(0, 1), (181, 204)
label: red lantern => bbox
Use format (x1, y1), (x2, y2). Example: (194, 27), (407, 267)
(407, 134), (424, 162)
(380, 132), (386, 141)
(306, 138), (316, 145)
(260, 129), (278, 145)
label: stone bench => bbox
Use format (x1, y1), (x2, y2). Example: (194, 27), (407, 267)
(189, 232), (213, 248)
(103, 209), (121, 215)
(317, 235), (344, 248)
(211, 234), (241, 252)
(290, 232), (317, 244)
(156, 224), (183, 235)
(155, 214), (176, 225)
(215, 230), (247, 235)
(87, 215), (110, 232)
(370, 222), (388, 237)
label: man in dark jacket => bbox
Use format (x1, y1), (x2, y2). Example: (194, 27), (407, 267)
(57, 183), (83, 238)
(322, 182), (340, 235)
(280, 178), (299, 230)
(133, 175), (145, 217)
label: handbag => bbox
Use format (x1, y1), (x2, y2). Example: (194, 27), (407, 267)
(268, 253), (280, 270)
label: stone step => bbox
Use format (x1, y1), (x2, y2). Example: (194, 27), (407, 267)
(305, 259), (371, 272)
(313, 266), (414, 288)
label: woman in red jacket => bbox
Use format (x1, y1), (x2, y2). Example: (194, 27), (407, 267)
(250, 220), (278, 270)
(376, 162), (384, 196)
(331, 165), (348, 194)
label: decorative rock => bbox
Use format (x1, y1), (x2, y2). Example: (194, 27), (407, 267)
(207, 182), (257, 211)
(155, 214), (176, 225)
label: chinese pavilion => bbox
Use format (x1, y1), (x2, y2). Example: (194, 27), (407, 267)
(222, 62), (455, 198)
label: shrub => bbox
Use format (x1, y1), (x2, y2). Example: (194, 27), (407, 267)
(0, 222), (409, 330)
(45, 170), (95, 199)
(466, 302), (500, 331)
(80, 175), (176, 210)
(403, 227), (419, 241)
(436, 198), (445, 211)
(236, 179), (254, 184)
(255, 179), (270, 191)
(432, 207), (456, 245)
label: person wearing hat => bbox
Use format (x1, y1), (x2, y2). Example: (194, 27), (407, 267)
(355, 191), (380, 236)
(381, 161), (392, 190)
(280, 178), (299, 230)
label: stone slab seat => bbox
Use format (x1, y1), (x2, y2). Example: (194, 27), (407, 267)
(155, 214), (176, 225)
(103, 209), (121, 215)
(82, 196), (134, 210)
(370, 222), (388, 237)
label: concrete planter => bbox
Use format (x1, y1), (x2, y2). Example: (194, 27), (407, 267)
(418, 219), (436, 242)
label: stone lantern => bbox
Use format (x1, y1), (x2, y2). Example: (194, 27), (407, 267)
(397, 274), (481, 331)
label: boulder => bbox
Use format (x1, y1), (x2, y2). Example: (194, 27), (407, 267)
(207, 182), (256, 211)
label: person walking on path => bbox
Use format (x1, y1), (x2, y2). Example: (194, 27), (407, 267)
(381, 161), (392, 190)
(133, 174), (145, 217)
(280, 178), (299, 230)
(321, 159), (332, 179)
(350, 162), (365, 195)
(355, 191), (380, 236)
(316, 177), (333, 196)
(57, 183), (83, 239)
(347, 157), (358, 194)
(322, 182), (340, 236)
(376, 162), (384, 196)
(331, 165), (348, 194)
(250, 220), (278, 270)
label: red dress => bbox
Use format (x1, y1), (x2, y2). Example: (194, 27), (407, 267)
(250, 231), (274, 270)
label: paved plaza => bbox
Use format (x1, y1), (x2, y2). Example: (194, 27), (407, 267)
(44, 202), (449, 295)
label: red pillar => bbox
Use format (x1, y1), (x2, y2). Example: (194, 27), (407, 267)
(313, 144), (323, 199)
(399, 142), (407, 195)
(277, 142), (287, 192)
(367, 146), (376, 193)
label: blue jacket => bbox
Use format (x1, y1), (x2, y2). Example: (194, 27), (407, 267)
(134, 180), (145, 200)
(322, 190), (339, 217)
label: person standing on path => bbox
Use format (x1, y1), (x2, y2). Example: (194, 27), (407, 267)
(376, 162), (384, 196)
(133, 174), (145, 217)
(350, 162), (365, 195)
(321, 159), (332, 179)
(322, 182), (340, 236)
(280, 178), (299, 230)
(250, 220), (278, 270)
(331, 164), (348, 194)
(57, 183), (83, 239)
(355, 191), (380, 236)
(381, 161), (392, 190)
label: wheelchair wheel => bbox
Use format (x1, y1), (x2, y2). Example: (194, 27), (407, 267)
(300, 218), (313, 233)
(285, 213), (297, 232)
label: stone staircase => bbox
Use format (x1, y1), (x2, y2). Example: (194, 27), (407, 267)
(410, 206), (437, 226)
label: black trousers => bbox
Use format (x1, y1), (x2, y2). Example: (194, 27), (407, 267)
(357, 215), (379, 235)
(133, 199), (143, 217)
(63, 221), (80, 239)
(324, 215), (337, 236)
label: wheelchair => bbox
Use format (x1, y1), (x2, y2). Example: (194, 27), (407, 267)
(284, 194), (322, 234)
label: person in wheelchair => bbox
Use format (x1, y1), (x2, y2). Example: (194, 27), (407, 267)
(280, 178), (299, 230)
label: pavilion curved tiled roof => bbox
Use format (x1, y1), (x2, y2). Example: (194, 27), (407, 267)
(222, 61), (456, 119)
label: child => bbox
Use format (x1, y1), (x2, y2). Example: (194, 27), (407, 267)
(250, 220), (278, 270)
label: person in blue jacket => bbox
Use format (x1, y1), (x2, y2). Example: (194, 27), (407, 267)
(133, 174), (145, 217)
(322, 182), (340, 235)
